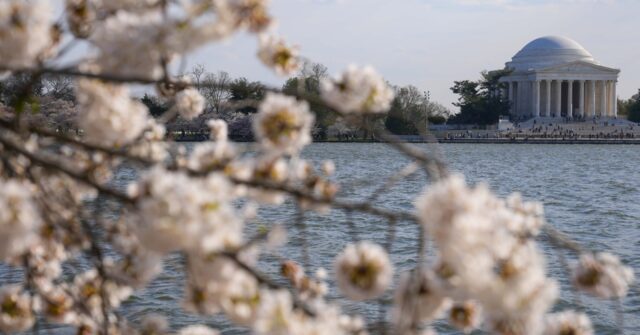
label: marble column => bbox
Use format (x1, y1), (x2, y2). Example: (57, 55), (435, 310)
(507, 81), (515, 115)
(579, 80), (585, 117)
(555, 80), (562, 117)
(516, 81), (521, 116)
(600, 80), (607, 117)
(589, 80), (596, 117)
(567, 80), (574, 118)
(613, 81), (618, 117)
(545, 79), (551, 117)
(533, 80), (540, 117)
(607, 81), (613, 116)
(509, 81), (513, 107)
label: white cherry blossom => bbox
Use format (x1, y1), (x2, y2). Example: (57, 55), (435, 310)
(257, 35), (300, 76)
(254, 93), (314, 154)
(76, 79), (149, 147)
(0, 179), (42, 261)
(321, 65), (394, 114)
(334, 241), (393, 301)
(0, 286), (35, 333)
(175, 88), (206, 120)
(0, 0), (56, 68)
(572, 252), (634, 299)
(543, 311), (593, 335)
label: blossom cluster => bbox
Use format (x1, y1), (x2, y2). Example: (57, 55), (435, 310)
(406, 174), (634, 334)
(0, 0), (59, 68)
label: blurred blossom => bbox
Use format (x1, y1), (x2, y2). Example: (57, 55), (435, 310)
(208, 119), (229, 141)
(448, 300), (482, 334)
(254, 93), (314, 155)
(0, 179), (42, 261)
(174, 87), (206, 120)
(140, 313), (169, 334)
(76, 79), (149, 147)
(188, 140), (237, 172)
(253, 289), (295, 334)
(543, 311), (593, 335)
(178, 325), (220, 335)
(321, 65), (394, 114)
(0, 285), (35, 333)
(416, 174), (558, 334)
(572, 252), (634, 299)
(89, 11), (167, 79)
(334, 241), (393, 301)
(65, 0), (96, 38)
(0, 0), (57, 68)
(258, 35), (300, 76)
(132, 167), (242, 254)
(392, 269), (451, 331)
(266, 224), (288, 249)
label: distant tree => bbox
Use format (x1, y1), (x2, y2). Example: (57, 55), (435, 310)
(427, 114), (447, 125)
(0, 73), (45, 108)
(385, 114), (418, 135)
(227, 113), (254, 141)
(384, 85), (449, 134)
(229, 78), (265, 114)
(385, 85), (424, 135)
(626, 89), (640, 122)
(190, 63), (206, 89)
(299, 59), (328, 85)
(282, 61), (335, 139)
(448, 69), (511, 125)
(42, 75), (75, 102)
(200, 71), (232, 113)
(618, 89), (640, 118)
(141, 93), (169, 118)
(28, 97), (77, 131)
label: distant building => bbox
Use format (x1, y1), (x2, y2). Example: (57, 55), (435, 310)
(499, 36), (620, 120)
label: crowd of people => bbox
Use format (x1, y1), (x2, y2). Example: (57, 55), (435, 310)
(441, 120), (640, 140)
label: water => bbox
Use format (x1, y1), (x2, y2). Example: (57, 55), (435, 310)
(2, 143), (639, 334)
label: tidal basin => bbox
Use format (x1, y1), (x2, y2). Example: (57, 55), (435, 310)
(119, 143), (639, 334)
(2, 143), (638, 334)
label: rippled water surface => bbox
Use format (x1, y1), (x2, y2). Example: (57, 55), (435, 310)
(4, 143), (640, 334)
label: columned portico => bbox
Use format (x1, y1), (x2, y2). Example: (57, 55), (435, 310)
(499, 36), (620, 121)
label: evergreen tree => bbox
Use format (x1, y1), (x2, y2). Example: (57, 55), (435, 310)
(448, 69), (511, 125)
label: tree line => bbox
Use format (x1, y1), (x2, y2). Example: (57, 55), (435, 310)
(0, 61), (451, 141)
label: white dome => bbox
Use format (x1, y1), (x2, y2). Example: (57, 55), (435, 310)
(506, 36), (596, 72)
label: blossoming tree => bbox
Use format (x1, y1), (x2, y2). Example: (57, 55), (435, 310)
(0, 1), (635, 335)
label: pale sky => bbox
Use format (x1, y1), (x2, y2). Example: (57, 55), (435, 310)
(185, 0), (640, 111)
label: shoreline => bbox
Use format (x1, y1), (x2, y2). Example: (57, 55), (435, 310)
(172, 137), (640, 144)
(435, 138), (640, 144)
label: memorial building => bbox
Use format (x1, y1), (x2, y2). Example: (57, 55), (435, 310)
(499, 36), (620, 120)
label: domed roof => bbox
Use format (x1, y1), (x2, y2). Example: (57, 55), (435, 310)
(506, 36), (596, 72)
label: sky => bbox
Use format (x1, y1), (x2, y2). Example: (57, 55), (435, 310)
(185, 0), (640, 111)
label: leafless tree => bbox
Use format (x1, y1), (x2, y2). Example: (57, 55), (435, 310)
(201, 71), (232, 113)
(42, 74), (75, 102)
(300, 59), (328, 83)
(190, 63), (206, 90)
